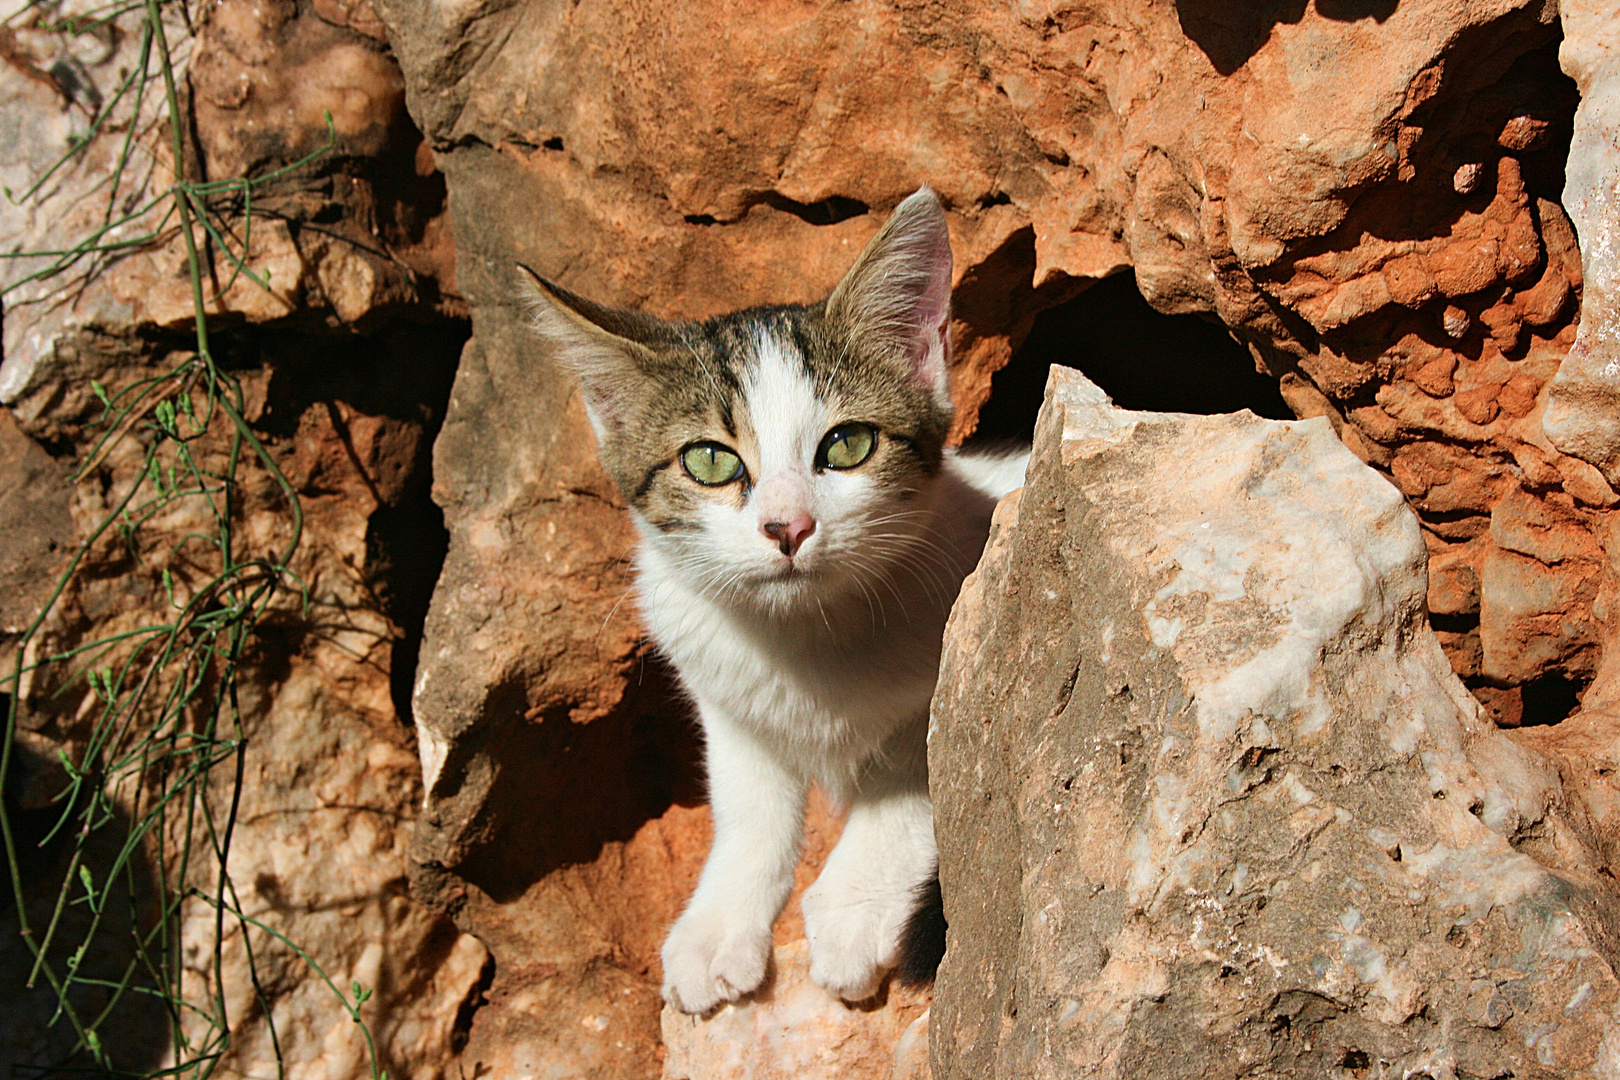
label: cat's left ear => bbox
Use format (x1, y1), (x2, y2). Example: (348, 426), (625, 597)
(519, 265), (662, 442)
(825, 187), (954, 412)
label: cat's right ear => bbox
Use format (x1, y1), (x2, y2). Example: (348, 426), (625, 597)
(519, 264), (652, 442)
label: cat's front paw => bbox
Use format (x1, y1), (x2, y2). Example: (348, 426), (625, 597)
(660, 906), (771, 1015)
(800, 878), (907, 1002)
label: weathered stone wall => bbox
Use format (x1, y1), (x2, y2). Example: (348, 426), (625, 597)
(4, 0), (1619, 1075)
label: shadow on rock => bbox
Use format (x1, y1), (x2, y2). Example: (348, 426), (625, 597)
(1, 730), (167, 1077)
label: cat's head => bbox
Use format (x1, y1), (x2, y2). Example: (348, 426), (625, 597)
(523, 187), (955, 614)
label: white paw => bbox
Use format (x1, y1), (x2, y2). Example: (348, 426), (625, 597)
(801, 879), (908, 1002)
(660, 906), (771, 1015)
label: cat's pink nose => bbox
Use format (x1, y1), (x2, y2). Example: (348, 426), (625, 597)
(762, 515), (816, 557)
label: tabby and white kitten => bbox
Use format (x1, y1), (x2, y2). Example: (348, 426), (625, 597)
(523, 188), (1025, 1014)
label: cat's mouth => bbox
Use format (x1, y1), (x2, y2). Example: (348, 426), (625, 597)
(750, 553), (828, 586)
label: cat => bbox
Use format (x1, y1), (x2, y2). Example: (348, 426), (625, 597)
(522, 187), (1025, 1014)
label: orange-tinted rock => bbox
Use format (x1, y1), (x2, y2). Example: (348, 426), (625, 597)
(1407, 351), (1458, 398)
(1510, 711), (1620, 873)
(1489, 488), (1603, 567)
(1479, 299), (1526, 352)
(1518, 256), (1574, 326)
(1427, 540), (1483, 616)
(1497, 373), (1539, 418)
(1427, 236), (1503, 297)
(1441, 303), (1471, 339)
(1453, 384), (1503, 426)
(1383, 254), (1440, 307)
(1499, 114), (1552, 151)
(1479, 546), (1603, 683)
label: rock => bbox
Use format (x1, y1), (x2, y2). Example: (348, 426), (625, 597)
(0, 409), (73, 649)
(1, 4), (473, 1073)
(1543, 0), (1620, 485)
(1, 0), (457, 420)
(660, 941), (932, 1080)
(928, 367), (1620, 1080)
(0, 1), (170, 406)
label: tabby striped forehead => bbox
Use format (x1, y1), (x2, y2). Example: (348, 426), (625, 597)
(593, 303), (951, 531)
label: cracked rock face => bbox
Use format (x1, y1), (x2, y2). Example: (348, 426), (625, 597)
(929, 366), (1620, 1080)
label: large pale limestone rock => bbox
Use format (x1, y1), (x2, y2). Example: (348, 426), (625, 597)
(929, 366), (1620, 1079)
(1543, 0), (1620, 485)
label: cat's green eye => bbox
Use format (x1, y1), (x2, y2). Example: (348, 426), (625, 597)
(680, 442), (745, 486)
(818, 423), (878, 470)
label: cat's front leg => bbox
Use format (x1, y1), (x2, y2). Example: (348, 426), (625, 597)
(801, 724), (934, 1001)
(662, 709), (806, 1014)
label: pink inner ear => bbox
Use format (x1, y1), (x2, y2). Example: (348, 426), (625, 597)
(908, 253), (953, 393)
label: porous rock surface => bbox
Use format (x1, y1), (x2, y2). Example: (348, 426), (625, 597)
(377, 0), (1612, 716)
(930, 366), (1620, 1079)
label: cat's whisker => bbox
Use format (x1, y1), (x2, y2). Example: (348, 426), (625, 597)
(854, 552), (915, 624)
(597, 586), (639, 645)
(814, 596), (834, 635)
(842, 550), (917, 628)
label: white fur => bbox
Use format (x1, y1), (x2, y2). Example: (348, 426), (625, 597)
(641, 330), (1027, 1013)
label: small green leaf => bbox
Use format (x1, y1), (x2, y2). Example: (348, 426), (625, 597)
(90, 379), (109, 406)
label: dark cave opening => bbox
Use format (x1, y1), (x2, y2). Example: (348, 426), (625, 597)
(968, 272), (1292, 445)
(1470, 670), (1589, 728)
(1519, 671), (1587, 727)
